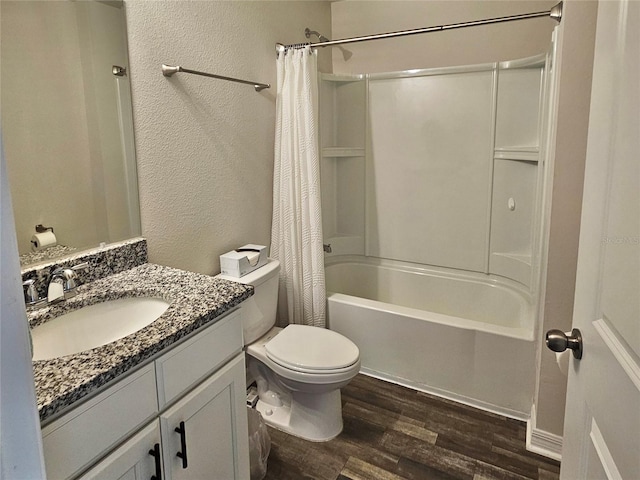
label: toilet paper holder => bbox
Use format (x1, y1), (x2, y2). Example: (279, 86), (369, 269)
(35, 224), (54, 234)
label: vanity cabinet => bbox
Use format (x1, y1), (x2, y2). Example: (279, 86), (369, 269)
(42, 308), (250, 480)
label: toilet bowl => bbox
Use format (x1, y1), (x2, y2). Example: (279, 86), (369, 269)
(217, 259), (360, 441)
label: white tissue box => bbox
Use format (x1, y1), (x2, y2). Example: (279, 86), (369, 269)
(220, 244), (267, 277)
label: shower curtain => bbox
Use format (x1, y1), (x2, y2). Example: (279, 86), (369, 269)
(271, 46), (325, 328)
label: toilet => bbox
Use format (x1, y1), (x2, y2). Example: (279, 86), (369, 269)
(218, 259), (360, 442)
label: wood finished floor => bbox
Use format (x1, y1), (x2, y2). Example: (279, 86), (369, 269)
(263, 374), (560, 480)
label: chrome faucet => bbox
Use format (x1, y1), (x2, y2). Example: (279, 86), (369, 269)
(323, 243), (332, 254)
(47, 262), (89, 303)
(48, 268), (75, 303)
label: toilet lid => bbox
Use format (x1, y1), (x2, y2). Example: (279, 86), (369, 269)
(265, 325), (359, 372)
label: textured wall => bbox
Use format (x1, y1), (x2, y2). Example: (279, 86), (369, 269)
(125, 1), (331, 275)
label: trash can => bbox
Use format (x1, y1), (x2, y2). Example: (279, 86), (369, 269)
(247, 407), (271, 480)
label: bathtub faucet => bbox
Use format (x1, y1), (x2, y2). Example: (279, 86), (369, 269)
(323, 243), (332, 253)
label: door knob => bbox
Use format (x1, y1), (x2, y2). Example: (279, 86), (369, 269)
(545, 328), (582, 359)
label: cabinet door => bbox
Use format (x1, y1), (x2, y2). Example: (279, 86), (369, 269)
(79, 421), (162, 480)
(160, 354), (250, 480)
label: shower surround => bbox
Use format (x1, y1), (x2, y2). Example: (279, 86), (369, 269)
(320, 53), (553, 417)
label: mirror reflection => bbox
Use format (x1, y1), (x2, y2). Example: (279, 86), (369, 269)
(1, 0), (141, 267)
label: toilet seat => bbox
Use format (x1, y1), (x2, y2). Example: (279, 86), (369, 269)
(265, 325), (360, 374)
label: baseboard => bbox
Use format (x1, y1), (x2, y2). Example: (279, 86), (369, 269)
(526, 405), (563, 461)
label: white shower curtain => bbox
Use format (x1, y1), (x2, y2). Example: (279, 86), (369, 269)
(271, 46), (325, 328)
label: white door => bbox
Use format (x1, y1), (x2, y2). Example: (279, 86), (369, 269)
(558, 0), (639, 478)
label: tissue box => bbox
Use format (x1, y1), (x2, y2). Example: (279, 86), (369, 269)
(220, 244), (267, 277)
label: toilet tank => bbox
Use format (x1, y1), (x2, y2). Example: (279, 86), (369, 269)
(217, 258), (280, 345)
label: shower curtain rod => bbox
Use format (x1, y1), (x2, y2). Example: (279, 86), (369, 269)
(276, 2), (562, 53)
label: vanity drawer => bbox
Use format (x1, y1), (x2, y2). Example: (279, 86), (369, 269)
(155, 308), (243, 409)
(42, 363), (157, 480)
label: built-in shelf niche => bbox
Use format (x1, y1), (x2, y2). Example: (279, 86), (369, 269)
(319, 73), (366, 256)
(494, 147), (539, 162)
(489, 158), (537, 285)
(319, 73), (365, 150)
(489, 58), (545, 287)
(321, 147), (365, 158)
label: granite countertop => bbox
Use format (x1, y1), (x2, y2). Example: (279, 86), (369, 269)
(30, 263), (253, 423)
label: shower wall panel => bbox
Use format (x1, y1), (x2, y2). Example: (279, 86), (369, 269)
(366, 71), (494, 272)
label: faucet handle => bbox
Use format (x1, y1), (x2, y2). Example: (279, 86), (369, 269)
(22, 278), (47, 308)
(23, 278), (39, 304)
(67, 262), (89, 289)
(51, 268), (77, 290)
(71, 262), (89, 272)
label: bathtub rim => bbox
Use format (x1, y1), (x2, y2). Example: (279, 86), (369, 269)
(325, 255), (533, 298)
(325, 255), (535, 341)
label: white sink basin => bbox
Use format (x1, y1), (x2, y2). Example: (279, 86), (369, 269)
(32, 297), (170, 361)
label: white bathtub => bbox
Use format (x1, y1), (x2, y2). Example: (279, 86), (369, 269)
(325, 257), (536, 418)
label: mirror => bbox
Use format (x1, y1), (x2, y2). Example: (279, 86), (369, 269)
(1, 0), (141, 267)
